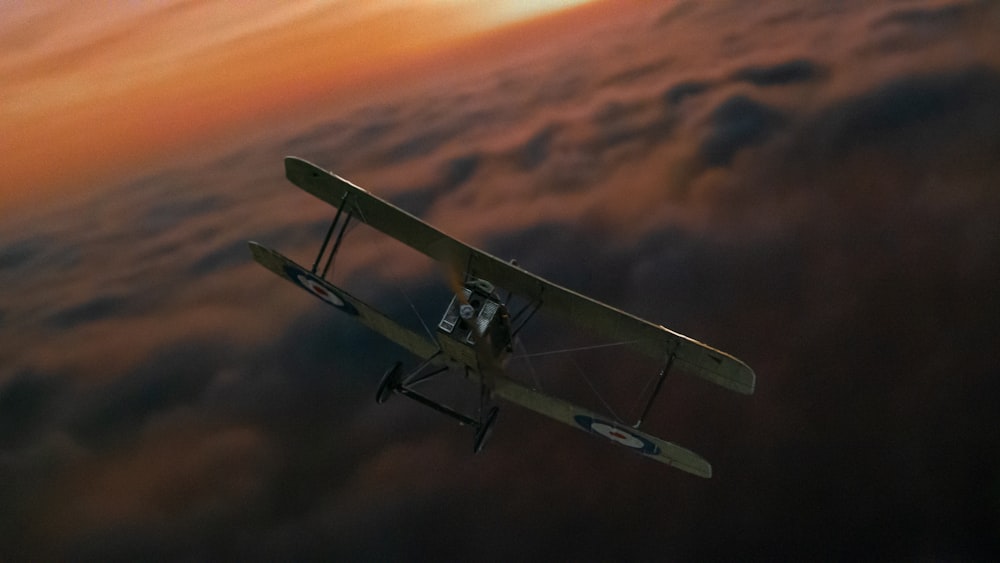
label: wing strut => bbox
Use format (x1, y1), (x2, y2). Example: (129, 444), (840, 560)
(312, 192), (353, 279)
(510, 297), (543, 339)
(634, 353), (676, 428)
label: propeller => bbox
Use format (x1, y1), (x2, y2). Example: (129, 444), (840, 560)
(441, 254), (502, 391)
(437, 247), (506, 452)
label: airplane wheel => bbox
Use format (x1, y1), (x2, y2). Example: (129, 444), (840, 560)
(375, 361), (403, 404)
(473, 406), (500, 453)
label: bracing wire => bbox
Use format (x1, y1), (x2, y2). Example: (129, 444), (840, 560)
(510, 339), (646, 359)
(370, 236), (438, 343)
(347, 202), (438, 344)
(629, 368), (663, 423)
(378, 249), (438, 345)
(571, 355), (624, 424)
(398, 283), (437, 344)
(515, 339), (545, 392)
(515, 337), (660, 424)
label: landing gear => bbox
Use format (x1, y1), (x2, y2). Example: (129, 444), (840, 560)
(375, 361), (403, 404)
(374, 361), (501, 454)
(473, 406), (499, 454)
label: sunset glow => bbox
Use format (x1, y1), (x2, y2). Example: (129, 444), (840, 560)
(0, 0), (600, 211)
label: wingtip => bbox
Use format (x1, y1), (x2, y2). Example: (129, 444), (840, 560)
(725, 356), (757, 395)
(669, 453), (712, 479)
(741, 363), (758, 395)
(284, 155), (307, 176)
(690, 454), (713, 479)
(284, 155), (327, 178)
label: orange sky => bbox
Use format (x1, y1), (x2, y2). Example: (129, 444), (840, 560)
(0, 0), (598, 213)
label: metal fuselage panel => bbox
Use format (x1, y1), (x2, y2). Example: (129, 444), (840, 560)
(436, 284), (513, 371)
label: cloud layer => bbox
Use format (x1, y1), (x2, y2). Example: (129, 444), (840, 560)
(2, 0), (1000, 559)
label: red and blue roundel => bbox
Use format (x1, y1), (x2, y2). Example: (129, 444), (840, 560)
(574, 415), (660, 455)
(283, 264), (358, 316)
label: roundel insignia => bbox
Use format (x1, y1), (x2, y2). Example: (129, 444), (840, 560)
(574, 415), (659, 455)
(283, 264), (358, 316)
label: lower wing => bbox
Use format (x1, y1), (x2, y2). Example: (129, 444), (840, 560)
(248, 242), (440, 361)
(249, 241), (711, 477)
(487, 373), (712, 477)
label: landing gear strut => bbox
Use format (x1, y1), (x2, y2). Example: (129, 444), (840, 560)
(473, 406), (499, 453)
(374, 361), (500, 454)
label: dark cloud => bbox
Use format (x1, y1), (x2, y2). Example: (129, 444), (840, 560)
(0, 232), (82, 283)
(0, 236), (47, 271)
(700, 95), (785, 166)
(862, 0), (992, 55)
(66, 340), (224, 448)
(0, 372), (60, 449)
(517, 124), (559, 170)
(730, 58), (823, 86)
(187, 238), (256, 276)
(662, 79), (712, 106)
(871, 1), (972, 30)
(817, 66), (1000, 151)
(45, 294), (125, 329)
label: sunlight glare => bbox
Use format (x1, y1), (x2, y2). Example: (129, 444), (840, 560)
(436, 0), (597, 29)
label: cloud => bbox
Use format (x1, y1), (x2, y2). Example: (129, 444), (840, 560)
(699, 95), (786, 166)
(870, 1), (973, 30)
(44, 295), (126, 329)
(47, 421), (275, 560)
(4, 1), (1000, 559)
(0, 372), (61, 450)
(662, 80), (713, 106)
(862, 0), (994, 56)
(730, 58), (824, 86)
(0, 235), (50, 272)
(810, 65), (1000, 151)
(600, 56), (674, 88)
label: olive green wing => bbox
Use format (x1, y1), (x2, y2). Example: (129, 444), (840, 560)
(248, 241), (440, 362)
(284, 157), (755, 395)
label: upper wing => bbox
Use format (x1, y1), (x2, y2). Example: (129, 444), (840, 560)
(249, 241), (440, 361)
(285, 157), (755, 395)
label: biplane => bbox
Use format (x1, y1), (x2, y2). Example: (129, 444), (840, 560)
(248, 157), (755, 478)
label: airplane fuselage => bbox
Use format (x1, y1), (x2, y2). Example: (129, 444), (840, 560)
(437, 279), (513, 370)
